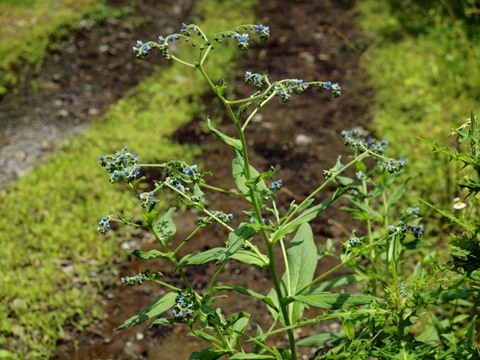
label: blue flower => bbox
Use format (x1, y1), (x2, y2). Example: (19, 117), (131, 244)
(98, 215), (112, 234)
(270, 179), (283, 190)
(231, 33), (249, 49)
(255, 24), (270, 40)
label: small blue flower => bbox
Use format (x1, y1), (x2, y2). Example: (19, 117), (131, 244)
(323, 81), (332, 89)
(231, 33), (249, 49)
(255, 24), (270, 40)
(356, 171), (367, 180)
(98, 215), (112, 234)
(270, 179), (283, 190)
(406, 206), (420, 216)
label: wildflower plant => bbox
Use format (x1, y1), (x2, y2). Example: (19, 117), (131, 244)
(96, 23), (477, 358)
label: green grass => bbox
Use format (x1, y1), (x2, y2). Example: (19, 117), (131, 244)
(0, 0), (131, 95)
(356, 1), (480, 204)
(0, 0), (258, 358)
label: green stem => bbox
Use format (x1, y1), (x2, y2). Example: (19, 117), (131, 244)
(195, 50), (300, 359)
(362, 179), (378, 296)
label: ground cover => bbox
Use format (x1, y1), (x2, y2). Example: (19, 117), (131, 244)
(0, 0), (130, 96)
(357, 0), (480, 204)
(4, 0), (479, 358)
(0, 0), (261, 357)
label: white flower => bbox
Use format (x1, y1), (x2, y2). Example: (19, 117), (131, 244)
(453, 197), (467, 210)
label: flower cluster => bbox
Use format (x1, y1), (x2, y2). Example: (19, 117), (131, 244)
(121, 270), (162, 285)
(231, 32), (250, 50)
(382, 158), (407, 173)
(121, 274), (145, 286)
(405, 206), (420, 216)
(180, 23), (198, 36)
(341, 130), (389, 154)
(245, 71), (269, 89)
(97, 215), (112, 234)
(388, 221), (423, 239)
(132, 40), (152, 59)
(322, 81), (342, 98)
(197, 210), (233, 227)
(182, 164), (199, 179)
(398, 284), (411, 300)
(270, 179), (283, 190)
(172, 292), (195, 321)
(139, 191), (156, 208)
(99, 146), (140, 183)
(341, 130), (406, 173)
(255, 24), (270, 41)
(275, 79), (309, 102)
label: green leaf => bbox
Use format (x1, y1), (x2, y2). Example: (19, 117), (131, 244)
(215, 79), (226, 97)
(229, 312), (250, 348)
(341, 319), (355, 340)
(179, 224), (257, 266)
(232, 149), (267, 201)
(345, 196), (383, 221)
(117, 292), (177, 330)
(466, 315), (476, 348)
(281, 223), (317, 323)
(386, 182), (407, 208)
(230, 249), (268, 267)
(179, 247), (225, 266)
(214, 285), (278, 311)
(193, 183), (205, 204)
(148, 317), (177, 329)
(143, 209), (158, 226)
(189, 348), (223, 360)
(273, 188), (347, 242)
(229, 354), (275, 359)
(153, 207), (176, 245)
(236, 100), (253, 120)
(131, 249), (169, 260)
(292, 293), (378, 310)
(297, 332), (344, 347)
(308, 274), (362, 293)
(207, 117), (242, 151)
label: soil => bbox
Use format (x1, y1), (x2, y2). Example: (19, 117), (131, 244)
(1, 0), (373, 359)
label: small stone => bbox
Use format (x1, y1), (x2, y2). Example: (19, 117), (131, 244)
(294, 134), (313, 146)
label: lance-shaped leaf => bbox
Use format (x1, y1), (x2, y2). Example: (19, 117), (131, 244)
(230, 354), (275, 359)
(179, 224), (257, 266)
(117, 291), (177, 330)
(189, 348), (223, 360)
(230, 249), (269, 267)
(291, 292), (379, 310)
(232, 149), (267, 202)
(207, 117), (242, 151)
(280, 223), (317, 323)
(131, 249), (169, 260)
(308, 274), (362, 293)
(214, 285), (278, 311)
(272, 188), (347, 243)
(153, 207), (176, 245)
(343, 196), (383, 221)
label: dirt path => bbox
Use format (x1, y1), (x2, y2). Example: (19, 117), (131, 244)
(0, 0), (194, 190)
(39, 0), (371, 358)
